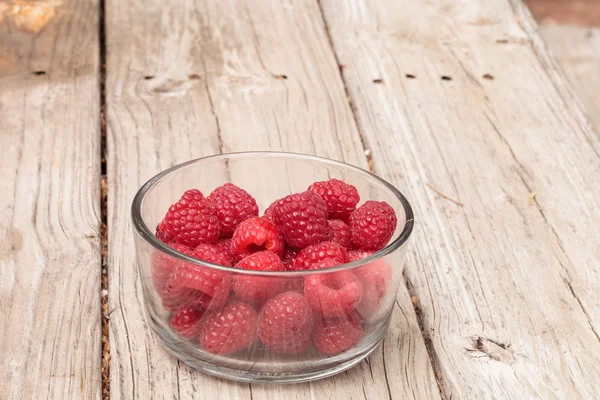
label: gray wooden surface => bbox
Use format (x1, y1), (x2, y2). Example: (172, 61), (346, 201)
(540, 25), (600, 134)
(0, 0), (102, 399)
(105, 0), (439, 398)
(2, 0), (600, 399)
(320, 0), (600, 397)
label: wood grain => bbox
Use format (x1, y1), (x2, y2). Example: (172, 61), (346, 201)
(0, 0), (102, 399)
(539, 25), (600, 134)
(320, 0), (600, 398)
(106, 0), (439, 399)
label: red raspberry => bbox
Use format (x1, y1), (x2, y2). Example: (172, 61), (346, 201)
(347, 250), (391, 318)
(258, 291), (314, 355)
(207, 184), (259, 237)
(214, 238), (234, 265)
(230, 217), (284, 261)
(191, 243), (232, 267)
(199, 301), (258, 354)
(349, 201), (397, 251)
(281, 247), (299, 270)
(281, 277), (305, 293)
(166, 244), (232, 311)
(347, 250), (374, 262)
(233, 251), (285, 305)
(291, 241), (347, 271)
(171, 307), (205, 338)
(159, 189), (220, 247)
(272, 191), (328, 249)
(308, 179), (359, 221)
(327, 219), (351, 248)
(151, 243), (193, 310)
(155, 224), (174, 244)
(263, 200), (278, 219)
(304, 271), (362, 317)
(281, 248), (304, 291)
(312, 311), (363, 355)
(354, 260), (392, 319)
(262, 200), (278, 225)
(166, 264), (231, 311)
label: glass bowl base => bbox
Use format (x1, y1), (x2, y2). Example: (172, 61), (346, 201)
(149, 312), (386, 384)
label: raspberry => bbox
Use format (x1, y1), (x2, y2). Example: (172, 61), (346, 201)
(347, 250), (391, 318)
(262, 199), (281, 225)
(191, 243), (232, 267)
(272, 191), (328, 249)
(171, 307), (205, 338)
(166, 245), (232, 311)
(159, 189), (220, 247)
(214, 238), (234, 265)
(166, 264), (231, 311)
(349, 201), (397, 251)
(258, 291), (314, 355)
(347, 250), (374, 262)
(155, 224), (174, 243)
(308, 179), (359, 220)
(291, 241), (347, 271)
(312, 311), (363, 355)
(207, 183), (259, 237)
(199, 301), (258, 354)
(354, 260), (392, 319)
(281, 277), (305, 293)
(304, 271), (362, 317)
(263, 200), (278, 219)
(230, 217), (284, 261)
(281, 247), (299, 270)
(151, 243), (193, 310)
(327, 219), (351, 248)
(233, 251), (285, 305)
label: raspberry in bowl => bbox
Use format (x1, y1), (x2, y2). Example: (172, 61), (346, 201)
(131, 152), (413, 383)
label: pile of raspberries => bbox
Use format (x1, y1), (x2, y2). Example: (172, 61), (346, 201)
(152, 179), (398, 356)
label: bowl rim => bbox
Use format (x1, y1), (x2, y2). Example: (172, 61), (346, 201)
(131, 151), (414, 277)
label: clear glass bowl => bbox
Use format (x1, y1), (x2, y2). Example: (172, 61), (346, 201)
(131, 152), (414, 383)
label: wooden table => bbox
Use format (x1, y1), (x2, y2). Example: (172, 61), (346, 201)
(2, 0), (600, 398)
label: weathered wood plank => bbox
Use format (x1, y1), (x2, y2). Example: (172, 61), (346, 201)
(539, 25), (600, 135)
(0, 1), (102, 399)
(321, 0), (600, 398)
(106, 0), (439, 398)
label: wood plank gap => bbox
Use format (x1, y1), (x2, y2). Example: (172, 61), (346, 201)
(99, 0), (110, 398)
(315, 0), (375, 174)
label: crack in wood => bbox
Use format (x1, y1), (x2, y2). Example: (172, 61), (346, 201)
(563, 278), (600, 343)
(402, 271), (448, 400)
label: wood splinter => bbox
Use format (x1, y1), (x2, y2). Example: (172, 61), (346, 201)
(426, 183), (464, 207)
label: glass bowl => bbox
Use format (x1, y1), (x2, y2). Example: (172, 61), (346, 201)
(131, 152), (414, 383)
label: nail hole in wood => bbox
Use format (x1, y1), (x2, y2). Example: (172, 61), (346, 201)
(373, 78), (383, 84)
(483, 73), (494, 80)
(405, 74), (416, 79)
(496, 39), (509, 44)
(188, 74), (201, 80)
(32, 71), (46, 76)
(144, 75), (154, 80)
(441, 75), (452, 81)
(273, 74), (288, 80)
